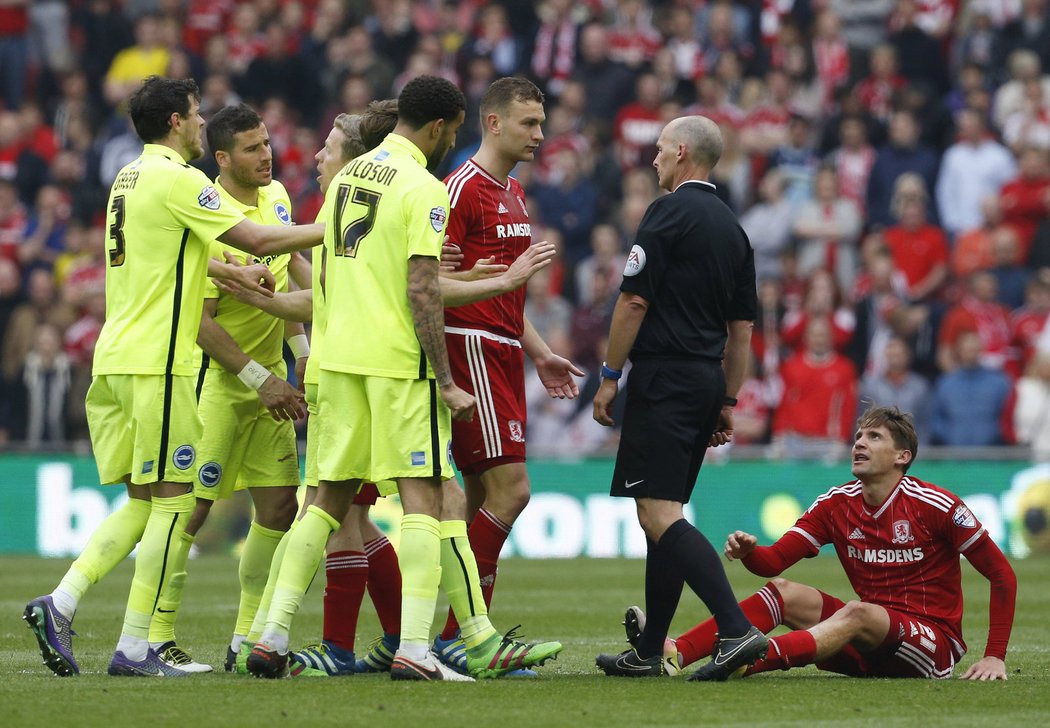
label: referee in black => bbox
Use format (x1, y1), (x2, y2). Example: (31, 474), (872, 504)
(593, 115), (765, 681)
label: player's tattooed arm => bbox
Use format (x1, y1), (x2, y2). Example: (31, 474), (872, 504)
(408, 255), (475, 422)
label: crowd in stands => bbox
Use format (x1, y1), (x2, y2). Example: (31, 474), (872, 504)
(2, 0), (1050, 462)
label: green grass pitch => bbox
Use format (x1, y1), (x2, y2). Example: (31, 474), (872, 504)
(1, 554), (1046, 727)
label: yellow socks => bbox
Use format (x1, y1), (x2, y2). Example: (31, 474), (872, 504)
(235, 521), (286, 637)
(399, 513), (442, 652)
(147, 530), (194, 645)
(439, 519), (496, 649)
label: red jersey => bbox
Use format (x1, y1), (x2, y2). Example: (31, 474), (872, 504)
(772, 352), (857, 441)
(789, 476), (989, 657)
(443, 159), (532, 339)
(883, 224), (949, 295)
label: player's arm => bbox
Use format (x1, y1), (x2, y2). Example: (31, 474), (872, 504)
(218, 219), (325, 257)
(592, 291), (649, 427)
(957, 536), (1017, 681)
(288, 251), (312, 291)
(725, 530), (815, 577)
(196, 298), (304, 421)
(522, 315), (583, 399)
(711, 319), (755, 447)
(208, 256), (275, 297)
(407, 254), (475, 422)
(285, 318), (309, 392)
(441, 241), (557, 308)
(212, 252), (313, 321)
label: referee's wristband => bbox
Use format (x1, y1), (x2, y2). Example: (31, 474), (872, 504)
(723, 396), (738, 407)
(237, 359), (271, 391)
(287, 334), (310, 359)
(600, 362), (623, 381)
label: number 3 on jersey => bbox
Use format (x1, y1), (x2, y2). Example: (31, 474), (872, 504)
(332, 184), (381, 258)
(108, 195), (127, 267)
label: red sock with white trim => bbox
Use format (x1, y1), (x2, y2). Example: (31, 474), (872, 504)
(677, 581), (785, 667)
(364, 537), (401, 636)
(323, 550), (367, 652)
(744, 630), (817, 675)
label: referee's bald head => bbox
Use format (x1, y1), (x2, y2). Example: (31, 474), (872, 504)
(665, 116), (723, 170)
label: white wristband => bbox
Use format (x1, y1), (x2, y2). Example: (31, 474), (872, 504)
(237, 359), (271, 390)
(287, 334), (310, 359)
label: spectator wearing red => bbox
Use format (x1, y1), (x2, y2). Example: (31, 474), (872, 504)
(740, 68), (795, 157)
(855, 44), (907, 123)
(792, 166), (863, 292)
(1009, 274), (1050, 377)
(953, 195), (1012, 278)
(780, 269), (856, 354)
(883, 173), (949, 302)
(812, 9), (851, 112)
(771, 316), (859, 461)
(613, 73), (664, 171)
(530, 0), (581, 97)
(999, 146), (1050, 258)
(607, 0), (662, 70)
(938, 271), (1013, 372)
(0, 178), (26, 269)
(825, 115), (875, 214)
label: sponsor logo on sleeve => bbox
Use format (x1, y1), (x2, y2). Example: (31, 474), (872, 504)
(198, 186), (221, 210)
(274, 201), (292, 225)
(624, 245), (646, 276)
(429, 206), (447, 233)
(198, 462), (222, 488)
(172, 445), (196, 471)
(952, 504), (977, 528)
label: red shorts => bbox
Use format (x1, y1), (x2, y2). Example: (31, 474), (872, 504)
(445, 328), (527, 474)
(816, 595), (959, 679)
(353, 482), (379, 506)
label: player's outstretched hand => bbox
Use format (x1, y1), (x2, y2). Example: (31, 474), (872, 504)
(592, 378), (618, 426)
(222, 251), (275, 297)
(709, 406), (735, 447)
(465, 256), (508, 280)
(440, 239), (463, 272)
(959, 656), (1007, 681)
(503, 241), (556, 290)
(724, 531), (758, 561)
(536, 353), (584, 399)
(213, 277), (273, 309)
(258, 374), (306, 421)
(440, 383), (476, 422)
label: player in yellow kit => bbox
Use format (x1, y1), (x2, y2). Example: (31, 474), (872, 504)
(145, 103), (312, 673)
(23, 77), (323, 677)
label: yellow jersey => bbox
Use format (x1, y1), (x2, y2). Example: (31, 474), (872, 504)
(94, 144), (245, 376)
(320, 134), (448, 380)
(203, 179), (294, 368)
(304, 202), (328, 387)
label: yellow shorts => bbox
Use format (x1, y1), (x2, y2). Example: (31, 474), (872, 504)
(194, 365), (301, 500)
(86, 373), (203, 486)
(317, 370), (453, 484)
(304, 382), (319, 487)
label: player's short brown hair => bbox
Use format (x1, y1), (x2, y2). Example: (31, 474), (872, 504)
(359, 99), (399, 150)
(333, 113), (364, 161)
(856, 406), (919, 472)
(479, 77), (544, 120)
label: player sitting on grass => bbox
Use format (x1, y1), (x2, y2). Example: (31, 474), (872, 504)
(619, 407), (1017, 681)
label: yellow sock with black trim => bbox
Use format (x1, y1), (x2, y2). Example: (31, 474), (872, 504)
(235, 521), (286, 637)
(262, 505), (338, 651)
(247, 520), (296, 643)
(147, 530), (194, 645)
(439, 519), (497, 649)
(399, 513), (442, 651)
(51, 498), (152, 618)
(119, 492), (194, 660)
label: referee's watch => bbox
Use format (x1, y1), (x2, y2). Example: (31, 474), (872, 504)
(600, 362), (623, 381)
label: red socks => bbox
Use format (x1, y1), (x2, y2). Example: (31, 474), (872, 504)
(439, 509), (511, 640)
(364, 536), (401, 636)
(323, 551), (368, 652)
(677, 581), (785, 667)
(745, 630), (818, 675)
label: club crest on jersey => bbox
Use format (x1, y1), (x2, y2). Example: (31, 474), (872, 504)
(198, 461), (222, 488)
(198, 185), (221, 210)
(429, 206), (447, 233)
(172, 445), (196, 471)
(891, 519), (914, 544)
(624, 244), (646, 276)
(508, 420), (525, 443)
(952, 504), (977, 528)
(274, 201), (292, 225)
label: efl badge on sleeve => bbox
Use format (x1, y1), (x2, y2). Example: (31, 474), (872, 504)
(430, 206), (447, 233)
(198, 186), (221, 210)
(952, 504), (977, 528)
(623, 244), (646, 276)
(891, 519), (914, 544)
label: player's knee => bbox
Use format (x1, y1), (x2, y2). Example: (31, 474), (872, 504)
(770, 577), (795, 594)
(837, 600), (872, 625)
(490, 484), (530, 522)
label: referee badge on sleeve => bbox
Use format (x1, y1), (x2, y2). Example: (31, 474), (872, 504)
(624, 244), (646, 276)
(430, 206), (447, 232)
(198, 186), (221, 210)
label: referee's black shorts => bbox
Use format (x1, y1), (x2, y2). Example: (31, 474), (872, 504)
(610, 358), (724, 503)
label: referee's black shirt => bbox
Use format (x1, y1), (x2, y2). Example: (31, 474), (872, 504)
(619, 180), (757, 362)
